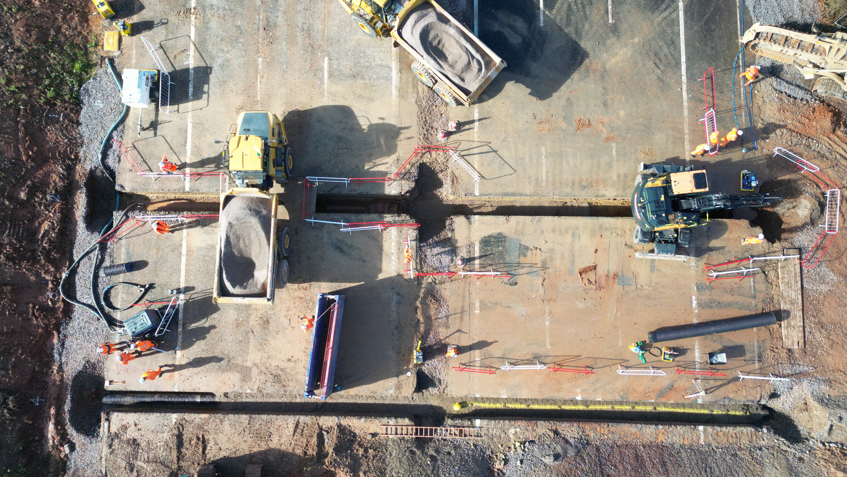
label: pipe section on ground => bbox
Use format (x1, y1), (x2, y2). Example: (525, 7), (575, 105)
(103, 392), (216, 405)
(648, 312), (777, 343)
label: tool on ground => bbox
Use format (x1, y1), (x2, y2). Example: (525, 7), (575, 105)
(92, 0), (115, 18)
(629, 341), (647, 364)
(661, 347), (679, 363)
(740, 170), (758, 191)
(105, 380), (125, 386)
(446, 345), (459, 358)
(413, 340), (423, 365)
(632, 163), (780, 260)
(301, 316), (315, 332)
(114, 20), (132, 36)
(742, 23), (847, 101)
(336, 0), (506, 107)
(218, 111), (292, 191)
(742, 234), (765, 245)
(708, 352), (728, 365)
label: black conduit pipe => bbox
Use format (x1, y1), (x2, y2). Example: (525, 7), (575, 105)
(648, 312), (777, 343)
(103, 393), (217, 405)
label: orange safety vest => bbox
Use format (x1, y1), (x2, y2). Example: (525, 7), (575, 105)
(742, 66), (760, 81)
(301, 317), (314, 332)
(100, 343), (116, 355)
(709, 132), (720, 145)
(142, 368), (162, 381)
(159, 158), (177, 172)
(153, 221), (170, 234)
(134, 340), (154, 352)
(690, 144), (709, 156)
(720, 128), (739, 147)
(117, 352), (135, 365)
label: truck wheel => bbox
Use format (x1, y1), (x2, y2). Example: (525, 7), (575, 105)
(352, 13), (377, 37)
(280, 227), (291, 257)
(411, 61), (435, 87)
(634, 226), (653, 245)
(433, 84), (459, 106)
(284, 147), (294, 176)
(277, 259), (290, 289)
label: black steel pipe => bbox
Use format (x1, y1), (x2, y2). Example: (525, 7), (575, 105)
(648, 312), (777, 343)
(103, 392), (216, 405)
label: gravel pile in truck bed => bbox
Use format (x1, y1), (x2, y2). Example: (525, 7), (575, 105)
(399, 3), (494, 95)
(219, 196), (271, 295)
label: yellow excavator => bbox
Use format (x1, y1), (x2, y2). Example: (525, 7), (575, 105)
(219, 111), (294, 191)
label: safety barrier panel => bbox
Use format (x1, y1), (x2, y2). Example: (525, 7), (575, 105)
(380, 425), (481, 439)
(449, 150), (481, 182)
(675, 366), (726, 377)
(113, 140), (228, 191)
(414, 270), (512, 280)
(548, 365), (595, 375)
(305, 145), (457, 187)
(737, 371), (790, 382)
(452, 366), (497, 375)
(700, 109), (719, 156)
(700, 68), (717, 111)
(501, 361), (547, 371)
(706, 266), (760, 283)
(616, 365), (666, 376)
(705, 254), (801, 270)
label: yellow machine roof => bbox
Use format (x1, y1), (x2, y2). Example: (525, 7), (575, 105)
(228, 135), (264, 171)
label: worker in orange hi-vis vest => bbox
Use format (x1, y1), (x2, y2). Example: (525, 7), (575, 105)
(301, 316), (315, 333)
(719, 128), (744, 147)
(446, 345), (459, 358)
(152, 220), (170, 235)
(742, 233), (765, 245)
(159, 156), (177, 173)
(690, 144), (710, 157)
(740, 65), (761, 86)
(99, 342), (124, 355)
(116, 351), (136, 365)
(140, 367), (163, 383)
(130, 340), (155, 353)
(709, 131), (720, 147)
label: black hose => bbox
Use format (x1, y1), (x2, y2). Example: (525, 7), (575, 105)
(101, 282), (154, 312)
(101, 58), (128, 184)
(648, 312), (777, 343)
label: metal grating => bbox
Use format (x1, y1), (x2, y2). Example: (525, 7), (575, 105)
(380, 425), (481, 439)
(824, 188), (841, 234)
(773, 147), (820, 173)
(616, 365), (666, 376)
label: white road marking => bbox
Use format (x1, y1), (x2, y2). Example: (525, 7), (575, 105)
(474, 0), (478, 35)
(699, 425), (705, 444)
(691, 295), (698, 314)
(185, 0), (196, 192)
(257, 57), (262, 102)
(678, 1), (691, 156)
(540, 0), (544, 26)
(542, 147), (546, 186)
(324, 56), (329, 99)
(475, 241), (480, 271)
(754, 334), (759, 368)
(608, 0), (613, 24)
(474, 107), (479, 196)
(545, 306), (550, 348)
(735, 0), (742, 38)
(392, 49), (399, 101)
(576, 389), (582, 400)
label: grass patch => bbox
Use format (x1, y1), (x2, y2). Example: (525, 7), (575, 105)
(821, 0), (847, 23)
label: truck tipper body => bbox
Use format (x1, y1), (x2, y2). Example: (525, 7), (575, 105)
(213, 188), (290, 305)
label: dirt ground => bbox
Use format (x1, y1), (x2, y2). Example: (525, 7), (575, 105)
(0, 0), (94, 475)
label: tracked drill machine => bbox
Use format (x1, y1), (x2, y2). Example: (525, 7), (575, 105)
(741, 23), (847, 101)
(631, 163), (780, 260)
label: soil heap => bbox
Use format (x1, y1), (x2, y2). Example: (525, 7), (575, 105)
(219, 196), (271, 296)
(399, 3), (493, 95)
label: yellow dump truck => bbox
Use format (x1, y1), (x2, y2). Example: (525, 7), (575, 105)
(337, 0), (505, 106)
(221, 111), (294, 191)
(213, 189), (291, 305)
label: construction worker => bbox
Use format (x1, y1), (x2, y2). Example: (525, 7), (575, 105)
(719, 128), (743, 147)
(99, 342), (124, 355)
(742, 233), (765, 245)
(152, 220), (170, 235)
(159, 156), (177, 173)
(690, 143), (710, 157)
(446, 345), (459, 358)
(709, 131), (720, 147)
(404, 245), (413, 264)
(301, 316), (315, 332)
(130, 339), (155, 353)
(740, 65), (761, 86)
(140, 367), (163, 383)
(116, 351), (136, 366)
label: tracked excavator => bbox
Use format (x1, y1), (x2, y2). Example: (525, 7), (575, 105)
(631, 163), (780, 260)
(741, 23), (847, 101)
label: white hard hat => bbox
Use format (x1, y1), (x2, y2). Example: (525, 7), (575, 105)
(140, 377), (146, 383)
(737, 129), (744, 136)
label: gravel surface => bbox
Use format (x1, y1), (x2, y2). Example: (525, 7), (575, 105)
(57, 66), (127, 477)
(744, 0), (821, 26)
(219, 196), (272, 295)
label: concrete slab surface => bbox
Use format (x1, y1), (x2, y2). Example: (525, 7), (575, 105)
(439, 216), (777, 402)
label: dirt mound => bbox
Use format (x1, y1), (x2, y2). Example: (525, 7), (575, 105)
(400, 4), (494, 95)
(219, 196), (271, 296)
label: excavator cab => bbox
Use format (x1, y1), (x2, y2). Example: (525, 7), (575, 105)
(221, 111), (293, 191)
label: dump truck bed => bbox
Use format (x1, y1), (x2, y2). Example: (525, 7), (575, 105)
(304, 294), (346, 400)
(392, 0), (505, 106)
(213, 189), (278, 305)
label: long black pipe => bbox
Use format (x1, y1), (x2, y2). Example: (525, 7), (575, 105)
(648, 312), (777, 343)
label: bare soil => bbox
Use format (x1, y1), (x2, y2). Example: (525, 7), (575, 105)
(0, 0), (93, 474)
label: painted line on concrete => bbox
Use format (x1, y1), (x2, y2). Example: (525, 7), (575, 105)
(185, 0), (197, 192)
(324, 56), (329, 99)
(474, 0), (478, 35)
(699, 425), (705, 444)
(542, 147), (546, 187)
(540, 0), (544, 26)
(257, 57), (262, 102)
(678, 1), (691, 157)
(545, 305), (550, 349)
(608, 0), (613, 24)
(392, 48), (399, 102)
(735, 0), (742, 38)
(577, 389), (582, 400)
(474, 107), (480, 196)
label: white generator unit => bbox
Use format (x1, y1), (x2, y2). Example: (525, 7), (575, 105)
(121, 69), (158, 109)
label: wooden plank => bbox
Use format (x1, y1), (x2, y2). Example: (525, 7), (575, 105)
(779, 249), (805, 348)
